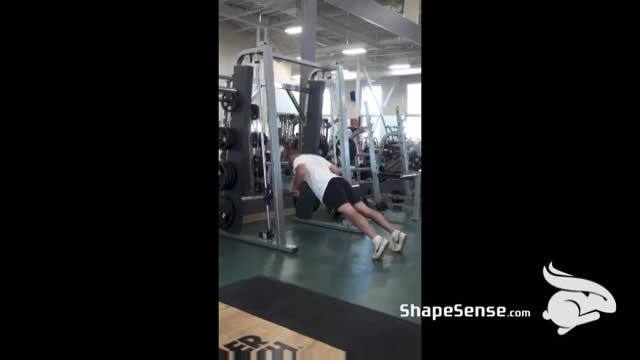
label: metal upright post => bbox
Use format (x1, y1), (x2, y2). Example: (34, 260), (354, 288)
(396, 106), (412, 197)
(329, 79), (339, 163)
(356, 57), (362, 119)
(262, 45), (290, 249)
(362, 67), (388, 133)
(364, 102), (382, 204)
(411, 171), (421, 222)
(336, 63), (352, 184)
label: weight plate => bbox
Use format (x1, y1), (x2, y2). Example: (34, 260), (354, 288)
(219, 194), (235, 229)
(219, 127), (236, 150)
(250, 132), (269, 148)
(219, 161), (237, 190)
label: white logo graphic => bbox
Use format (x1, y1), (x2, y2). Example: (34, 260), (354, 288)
(542, 262), (616, 335)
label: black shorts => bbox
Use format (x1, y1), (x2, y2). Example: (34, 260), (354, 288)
(322, 177), (361, 211)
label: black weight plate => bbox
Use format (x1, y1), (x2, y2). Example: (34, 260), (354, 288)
(219, 194), (235, 229)
(250, 132), (269, 148)
(219, 161), (237, 190)
(219, 127), (236, 150)
(253, 156), (264, 177)
(251, 104), (260, 120)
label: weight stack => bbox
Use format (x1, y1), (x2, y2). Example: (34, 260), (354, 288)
(222, 65), (254, 233)
(296, 80), (325, 219)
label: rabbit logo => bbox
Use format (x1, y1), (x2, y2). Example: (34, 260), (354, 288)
(542, 262), (616, 335)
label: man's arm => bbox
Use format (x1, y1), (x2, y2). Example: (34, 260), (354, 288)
(291, 164), (307, 195)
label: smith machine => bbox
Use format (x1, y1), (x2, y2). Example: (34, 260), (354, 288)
(218, 43), (355, 253)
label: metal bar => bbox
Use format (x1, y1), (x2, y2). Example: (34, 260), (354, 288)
(292, 217), (361, 233)
(263, 16), (269, 43)
(236, 48), (334, 70)
(219, 231), (298, 253)
(299, 0), (317, 124)
(279, 82), (310, 93)
(323, 0), (421, 46)
(356, 57), (362, 118)
(383, 82), (396, 108)
(258, 93), (271, 231)
(285, 89), (304, 118)
(336, 64), (352, 184)
(262, 45), (289, 248)
(396, 106), (412, 197)
(411, 171), (421, 222)
(219, 86), (237, 93)
(364, 101), (382, 203)
(242, 195), (265, 202)
(364, 102), (382, 203)
(256, 11), (261, 46)
(219, 74), (233, 81)
(254, 81), (311, 93)
(400, 172), (420, 179)
(363, 67), (388, 131)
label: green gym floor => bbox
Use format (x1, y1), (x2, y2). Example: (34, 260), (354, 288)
(218, 204), (422, 325)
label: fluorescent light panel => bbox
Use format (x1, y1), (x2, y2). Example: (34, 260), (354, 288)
(342, 48), (367, 55)
(389, 64), (410, 70)
(390, 68), (421, 76)
(285, 26), (302, 35)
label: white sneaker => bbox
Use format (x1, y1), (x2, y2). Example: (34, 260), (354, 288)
(372, 235), (389, 260)
(390, 230), (407, 252)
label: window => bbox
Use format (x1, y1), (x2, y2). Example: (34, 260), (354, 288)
(406, 83), (421, 141)
(361, 85), (383, 117)
(322, 89), (332, 117)
(407, 83), (421, 115)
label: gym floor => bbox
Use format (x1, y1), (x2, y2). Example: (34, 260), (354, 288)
(219, 203), (422, 325)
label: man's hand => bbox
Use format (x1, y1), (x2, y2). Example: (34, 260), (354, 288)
(291, 189), (300, 198)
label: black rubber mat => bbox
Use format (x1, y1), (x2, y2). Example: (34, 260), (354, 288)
(219, 276), (421, 360)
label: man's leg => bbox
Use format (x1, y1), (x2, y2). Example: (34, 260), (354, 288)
(338, 202), (389, 259)
(353, 201), (395, 233)
(338, 203), (379, 239)
(353, 201), (408, 252)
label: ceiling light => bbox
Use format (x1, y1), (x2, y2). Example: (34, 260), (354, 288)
(389, 64), (410, 70)
(296, 56), (301, 60)
(390, 68), (421, 76)
(285, 26), (302, 35)
(342, 48), (367, 55)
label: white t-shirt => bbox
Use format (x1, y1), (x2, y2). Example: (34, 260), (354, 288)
(292, 154), (338, 201)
